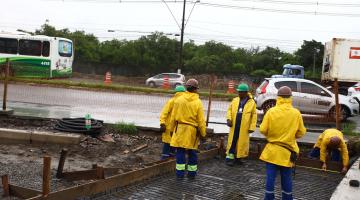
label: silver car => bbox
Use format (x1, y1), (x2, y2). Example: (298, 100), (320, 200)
(145, 73), (185, 88)
(255, 78), (359, 120)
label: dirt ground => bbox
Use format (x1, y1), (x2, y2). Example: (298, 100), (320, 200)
(0, 115), (219, 194)
(0, 115), (164, 192)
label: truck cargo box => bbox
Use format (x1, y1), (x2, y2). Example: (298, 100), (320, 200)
(322, 38), (360, 82)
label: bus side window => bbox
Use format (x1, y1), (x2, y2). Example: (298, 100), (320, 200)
(19, 39), (41, 56)
(42, 41), (50, 57)
(0, 38), (18, 54)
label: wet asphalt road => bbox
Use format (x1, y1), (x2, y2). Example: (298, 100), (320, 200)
(0, 83), (340, 141)
(0, 83), (230, 133)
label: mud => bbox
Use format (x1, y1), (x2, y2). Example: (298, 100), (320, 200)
(0, 115), (163, 192)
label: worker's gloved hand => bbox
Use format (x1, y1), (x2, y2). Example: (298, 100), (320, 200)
(159, 124), (166, 132)
(248, 130), (254, 133)
(321, 163), (327, 171)
(226, 119), (232, 127)
(341, 166), (348, 174)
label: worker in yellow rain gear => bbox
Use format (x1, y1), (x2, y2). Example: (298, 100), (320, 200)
(259, 86), (306, 200)
(159, 85), (186, 160)
(169, 79), (206, 179)
(308, 128), (349, 173)
(225, 83), (257, 166)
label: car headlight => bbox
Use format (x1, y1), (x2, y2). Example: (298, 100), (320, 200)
(349, 98), (357, 104)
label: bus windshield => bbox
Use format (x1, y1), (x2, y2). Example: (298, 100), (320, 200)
(58, 40), (72, 57)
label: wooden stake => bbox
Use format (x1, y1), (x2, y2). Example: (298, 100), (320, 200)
(206, 75), (216, 127)
(131, 144), (148, 153)
(56, 149), (68, 178)
(2, 175), (9, 197)
(334, 78), (341, 130)
(42, 156), (51, 197)
(96, 166), (105, 179)
(2, 58), (9, 111)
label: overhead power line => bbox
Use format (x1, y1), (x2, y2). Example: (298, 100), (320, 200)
(225, 0), (360, 7)
(199, 2), (360, 17)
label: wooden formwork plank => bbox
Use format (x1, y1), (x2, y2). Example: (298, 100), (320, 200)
(296, 157), (343, 172)
(61, 169), (98, 181)
(9, 185), (41, 199)
(27, 148), (219, 200)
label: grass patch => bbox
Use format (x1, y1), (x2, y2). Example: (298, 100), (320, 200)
(113, 121), (138, 135)
(9, 77), (237, 100)
(342, 121), (360, 136)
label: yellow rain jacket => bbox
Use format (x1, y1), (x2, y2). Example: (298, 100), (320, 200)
(314, 129), (349, 167)
(159, 92), (184, 143)
(226, 93), (257, 158)
(259, 97), (306, 167)
(169, 91), (206, 150)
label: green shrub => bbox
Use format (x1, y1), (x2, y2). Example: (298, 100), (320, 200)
(342, 122), (360, 136)
(113, 121), (138, 135)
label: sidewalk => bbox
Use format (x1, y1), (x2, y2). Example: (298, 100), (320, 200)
(330, 157), (360, 200)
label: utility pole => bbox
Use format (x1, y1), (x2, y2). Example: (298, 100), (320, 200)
(313, 50), (316, 76)
(178, 0), (186, 74)
(313, 48), (320, 77)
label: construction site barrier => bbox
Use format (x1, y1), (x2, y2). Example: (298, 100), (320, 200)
(227, 80), (236, 94)
(104, 71), (112, 84)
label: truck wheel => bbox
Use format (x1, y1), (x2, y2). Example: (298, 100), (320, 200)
(262, 100), (276, 114)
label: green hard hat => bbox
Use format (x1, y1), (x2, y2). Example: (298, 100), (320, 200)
(236, 83), (249, 92)
(175, 85), (186, 92)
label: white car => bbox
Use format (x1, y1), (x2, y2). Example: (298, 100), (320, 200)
(145, 73), (185, 88)
(348, 82), (360, 96)
(255, 78), (359, 120)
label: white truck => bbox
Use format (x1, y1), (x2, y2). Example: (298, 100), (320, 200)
(322, 38), (360, 95)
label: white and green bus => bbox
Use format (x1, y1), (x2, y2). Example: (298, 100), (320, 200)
(0, 33), (73, 78)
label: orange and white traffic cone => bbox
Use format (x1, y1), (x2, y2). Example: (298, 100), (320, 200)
(227, 80), (236, 94)
(104, 71), (112, 84)
(162, 75), (170, 90)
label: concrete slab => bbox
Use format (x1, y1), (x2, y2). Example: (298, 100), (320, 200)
(0, 128), (81, 145)
(250, 129), (321, 144)
(330, 157), (360, 200)
(0, 109), (14, 115)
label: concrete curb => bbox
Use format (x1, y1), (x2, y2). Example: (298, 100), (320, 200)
(330, 157), (360, 200)
(0, 128), (82, 145)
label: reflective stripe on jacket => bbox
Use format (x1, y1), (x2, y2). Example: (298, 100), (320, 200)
(259, 97), (306, 167)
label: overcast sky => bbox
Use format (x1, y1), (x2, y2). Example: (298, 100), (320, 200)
(1, 0), (359, 52)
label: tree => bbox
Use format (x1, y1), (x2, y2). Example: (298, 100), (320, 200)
(295, 40), (324, 72)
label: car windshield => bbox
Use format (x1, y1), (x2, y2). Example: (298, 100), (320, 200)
(282, 68), (290, 75)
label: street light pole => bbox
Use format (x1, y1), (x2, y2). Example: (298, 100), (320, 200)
(178, 0), (186, 74)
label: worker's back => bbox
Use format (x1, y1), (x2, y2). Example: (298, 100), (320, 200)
(259, 97), (306, 167)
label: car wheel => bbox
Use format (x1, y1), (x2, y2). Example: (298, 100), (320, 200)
(148, 81), (156, 88)
(329, 105), (350, 122)
(262, 100), (276, 114)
